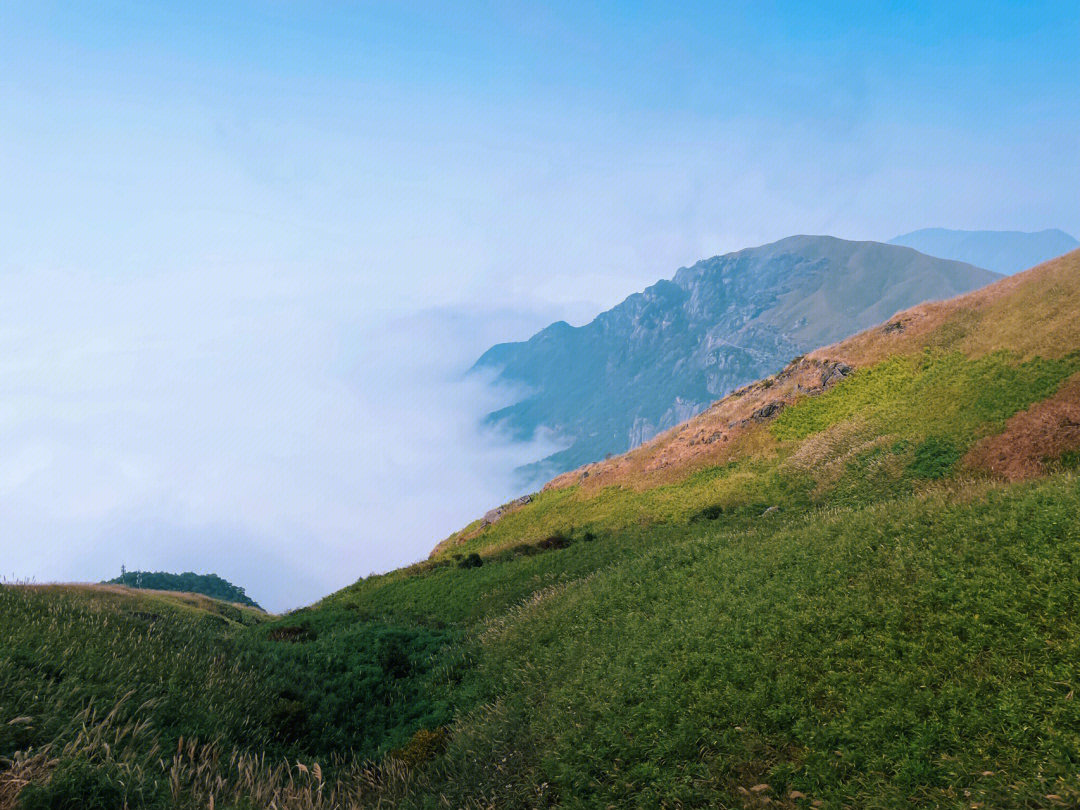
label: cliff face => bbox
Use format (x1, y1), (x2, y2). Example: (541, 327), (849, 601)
(474, 235), (1000, 480)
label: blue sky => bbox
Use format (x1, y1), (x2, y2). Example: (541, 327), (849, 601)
(1, 2), (1077, 609)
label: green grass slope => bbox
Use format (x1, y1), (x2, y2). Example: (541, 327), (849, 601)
(3, 249), (1080, 809)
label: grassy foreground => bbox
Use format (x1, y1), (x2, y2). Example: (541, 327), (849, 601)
(3, 250), (1080, 808)
(3, 473), (1080, 808)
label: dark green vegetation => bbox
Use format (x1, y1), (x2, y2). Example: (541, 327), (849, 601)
(0, 584), (469, 769)
(3, 250), (1080, 807)
(5, 475), (1079, 808)
(445, 476), (1080, 808)
(104, 570), (262, 609)
(475, 235), (998, 479)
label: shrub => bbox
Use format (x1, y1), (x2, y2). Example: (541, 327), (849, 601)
(267, 624), (317, 643)
(536, 533), (572, 551)
(269, 690), (309, 743)
(458, 553), (484, 569)
(1059, 450), (1080, 470)
(692, 504), (724, 521)
(908, 436), (961, 479)
(377, 632), (413, 679)
(389, 727), (450, 770)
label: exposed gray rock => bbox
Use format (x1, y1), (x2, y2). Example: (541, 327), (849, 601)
(751, 401), (786, 422)
(481, 494), (533, 527)
(475, 235), (999, 481)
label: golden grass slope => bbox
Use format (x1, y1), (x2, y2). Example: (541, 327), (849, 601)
(811, 246), (1080, 365)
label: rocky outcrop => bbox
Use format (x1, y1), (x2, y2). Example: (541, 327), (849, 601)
(475, 236), (998, 481)
(481, 495), (533, 527)
(751, 401), (785, 422)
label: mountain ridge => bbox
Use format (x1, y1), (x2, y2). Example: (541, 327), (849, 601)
(475, 235), (999, 481)
(545, 246), (1080, 495)
(889, 227), (1078, 275)
(437, 245), (1080, 558)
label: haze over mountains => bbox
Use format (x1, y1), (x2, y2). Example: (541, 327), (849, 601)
(889, 228), (1078, 275)
(475, 235), (999, 480)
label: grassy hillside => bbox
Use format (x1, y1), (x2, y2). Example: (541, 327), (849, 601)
(439, 247), (1080, 558)
(3, 249), (1080, 809)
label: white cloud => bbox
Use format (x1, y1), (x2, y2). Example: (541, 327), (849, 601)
(0, 263), (565, 610)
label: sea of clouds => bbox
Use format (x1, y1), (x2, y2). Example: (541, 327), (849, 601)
(0, 263), (577, 610)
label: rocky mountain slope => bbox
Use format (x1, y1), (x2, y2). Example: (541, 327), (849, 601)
(475, 235), (999, 481)
(890, 227), (1078, 275)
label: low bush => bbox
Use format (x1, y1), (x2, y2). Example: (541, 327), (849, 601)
(536, 533), (572, 550)
(457, 553), (483, 569)
(908, 435), (961, 479)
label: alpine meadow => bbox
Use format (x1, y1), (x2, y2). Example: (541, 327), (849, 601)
(4, 248), (1080, 808)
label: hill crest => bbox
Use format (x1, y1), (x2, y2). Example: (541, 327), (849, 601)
(548, 247), (1080, 493)
(437, 246), (1080, 557)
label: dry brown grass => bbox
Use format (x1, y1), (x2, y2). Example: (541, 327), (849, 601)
(0, 752), (55, 810)
(0, 693), (419, 810)
(809, 247), (1080, 367)
(540, 248), (1080, 494)
(781, 418), (874, 474)
(0, 695), (160, 810)
(780, 419), (895, 497)
(964, 372), (1080, 481)
(165, 737), (416, 810)
(14, 583), (270, 619)
(545, 357), (855, 492)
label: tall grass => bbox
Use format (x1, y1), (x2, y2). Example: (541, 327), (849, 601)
(4, 346), (1080, 807)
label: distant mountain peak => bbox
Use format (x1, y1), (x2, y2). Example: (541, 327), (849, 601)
(889, 228), (1078, 275)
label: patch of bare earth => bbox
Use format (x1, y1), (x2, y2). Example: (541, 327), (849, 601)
(964, 373), (1080, 481)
